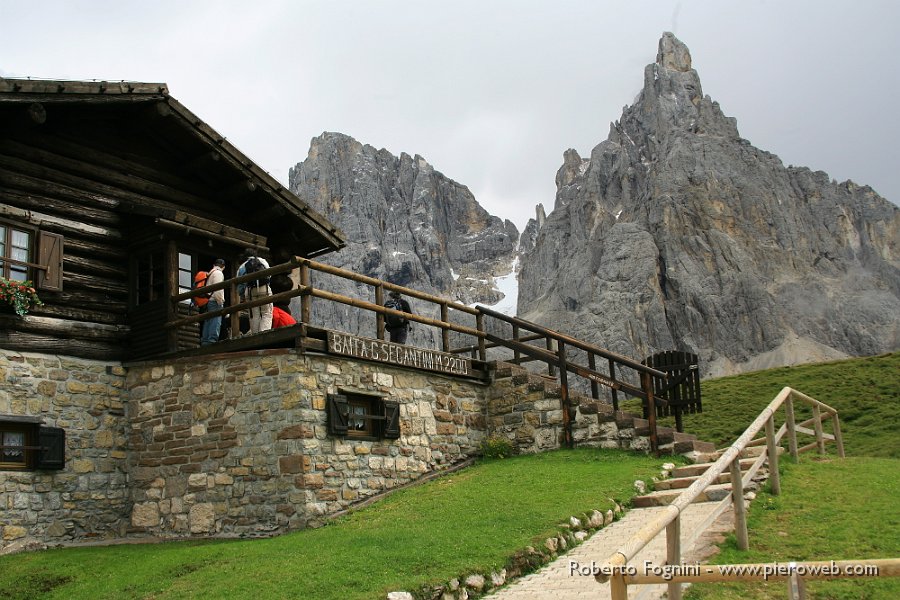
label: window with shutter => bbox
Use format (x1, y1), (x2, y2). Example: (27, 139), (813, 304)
(37, 426), (65, 470)
(327, 393), (401, 441)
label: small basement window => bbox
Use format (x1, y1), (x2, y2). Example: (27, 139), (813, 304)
(0, 416), (65, 471)
(327, 392), (400, 440)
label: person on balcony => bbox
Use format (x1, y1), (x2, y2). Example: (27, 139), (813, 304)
(237, 248), (272, 334)
(384, 290), (412, 344)
(269, 274), (297, 328)
(200, 258), (226, 345)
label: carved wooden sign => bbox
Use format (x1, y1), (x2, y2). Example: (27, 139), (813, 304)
(327, 331), (474, 377)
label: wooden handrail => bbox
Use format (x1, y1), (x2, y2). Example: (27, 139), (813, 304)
(477, 304), (668, 378)
(623, 557), (899, 585)
(597, 386), (846, 600)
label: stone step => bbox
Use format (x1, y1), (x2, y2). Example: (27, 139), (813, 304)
(632, 482), (735, 508)
(670, 457), (757, 479)
(654, 472), (732, 490)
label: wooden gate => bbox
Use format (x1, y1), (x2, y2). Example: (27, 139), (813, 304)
(642, 351), (701, 432)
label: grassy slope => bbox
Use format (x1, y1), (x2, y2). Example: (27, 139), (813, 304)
(0, 449), (661, 600)
(624, 352), (900, 458)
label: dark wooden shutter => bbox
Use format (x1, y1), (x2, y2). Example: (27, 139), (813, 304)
(36, 426), (65, 470)
(383, 400), (400, 439)
(37, 231), (64, 291)
(327, 394), (349, 436)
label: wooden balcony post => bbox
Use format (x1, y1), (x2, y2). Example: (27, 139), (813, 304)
(765, 414), (781, 496)
(730, 457), (749, 551)
(641, 371), (658, 454)
(375, 284), (385, 340)
(512, 323), (521, 364)
(299, 262), (311, 324)
(832, 413), (846, 458)
(666, 515), (682, 600)
(440, 302), (450, 351)
(812, 404), (826, 455)
(546, 336), (556, 376)
(785, 396), (799, 462)
(476, 312), (486, 362)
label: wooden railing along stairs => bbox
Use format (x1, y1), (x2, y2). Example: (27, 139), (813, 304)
(594, 387), (900, 600)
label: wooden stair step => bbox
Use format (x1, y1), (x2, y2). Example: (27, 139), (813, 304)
(670, 457), (757, 479)
(632, 483), (734, 508)
(654, 472), (732, 490)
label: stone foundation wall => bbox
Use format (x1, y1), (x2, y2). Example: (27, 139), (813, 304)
(0, 350), (128, 552)
(125, 349), (488, 538)
(486, 365), (651, 454)
(1, 347), (653, 552)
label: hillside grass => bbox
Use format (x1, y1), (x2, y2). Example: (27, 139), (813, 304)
(623, 352), (900, 457)
(0, 449), (661, 600)
(684, 456), (900, 600)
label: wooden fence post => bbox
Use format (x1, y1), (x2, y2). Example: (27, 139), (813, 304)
(785, 396), (799, 462)
(512, 324), (521, 364)
(476, 312), (486, 362)
(300, 262), (311, 325)
(608, 359), (619, 411)
(610, 573), (628, 600)
(641, 371), (658, 454)
(588, 352), (600, 400)
(832, 413), (846, 458)
(546, 336), (556, 376)
(765, 415), (781, 496)
(440, 302), (450, 351)
(666, 515), (682, 600)
(557, 341), (573, 448)
(730, 457), (749, 551)
(812, 404), (825, 455)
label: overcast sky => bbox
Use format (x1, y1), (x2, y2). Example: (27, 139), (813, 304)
(2, 0), (897, 231)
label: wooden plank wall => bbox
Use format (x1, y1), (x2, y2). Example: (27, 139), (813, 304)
(0, 113), (183, 360)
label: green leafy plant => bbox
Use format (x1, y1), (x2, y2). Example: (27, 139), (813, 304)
(0, 277), (42, 316)
(479, 434), (517, 459)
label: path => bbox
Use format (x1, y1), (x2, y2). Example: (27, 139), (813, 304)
(486, 501), (733, 600)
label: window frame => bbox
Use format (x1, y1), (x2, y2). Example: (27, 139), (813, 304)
(327, 392), (400, 440)
(0, 417), (66, 472)
(0, 217), (38, 282)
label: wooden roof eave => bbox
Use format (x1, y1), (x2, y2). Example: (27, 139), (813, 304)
(0, 77), (346, 256)
(161, 96), (346, 254)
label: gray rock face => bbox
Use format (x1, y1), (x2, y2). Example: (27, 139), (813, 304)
(518, 32), (899, 376)
(289, 132), (519, 347)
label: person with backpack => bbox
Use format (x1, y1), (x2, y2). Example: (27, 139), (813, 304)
(200, 258), (226, 346)
(269, 273), (297, 329)
(237, 248), (272, 334)
(383, 290), (412, 344)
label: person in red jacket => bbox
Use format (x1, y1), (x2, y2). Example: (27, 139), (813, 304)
(270, 273), (297, 328)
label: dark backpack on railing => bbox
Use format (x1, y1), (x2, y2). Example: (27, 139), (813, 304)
(244, 257), (270, 288)
(384, 298), (407, 329)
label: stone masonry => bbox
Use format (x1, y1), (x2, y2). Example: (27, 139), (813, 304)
(1, 346), (690, 552)
(0, 349), (128, 552)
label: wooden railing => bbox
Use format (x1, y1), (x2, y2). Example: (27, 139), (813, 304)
(595, 387), (858, 600)
(168, 256), (672, 449)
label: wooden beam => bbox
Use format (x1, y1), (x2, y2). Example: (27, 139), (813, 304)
(218, 178), (257, 203)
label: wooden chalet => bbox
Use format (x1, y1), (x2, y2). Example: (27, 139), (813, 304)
(0, 78), (345, 361)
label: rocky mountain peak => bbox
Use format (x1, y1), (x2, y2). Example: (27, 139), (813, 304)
(519, 33), (899, 377)
(289, 132), (520, 345)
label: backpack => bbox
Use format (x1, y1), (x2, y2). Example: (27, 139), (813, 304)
(191, 271), (210, 310)
(244, 257), (270, 288)
(384, 298), (407, 329)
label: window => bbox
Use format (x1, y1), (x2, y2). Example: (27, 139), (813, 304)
(0, 418), (65, 471)
(0, 220), (34, 281)
(177, 252), (193, 305)
(0, 218), (64, 291)
(135, 251), (165, 305)
(327, 393), (400, 439)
